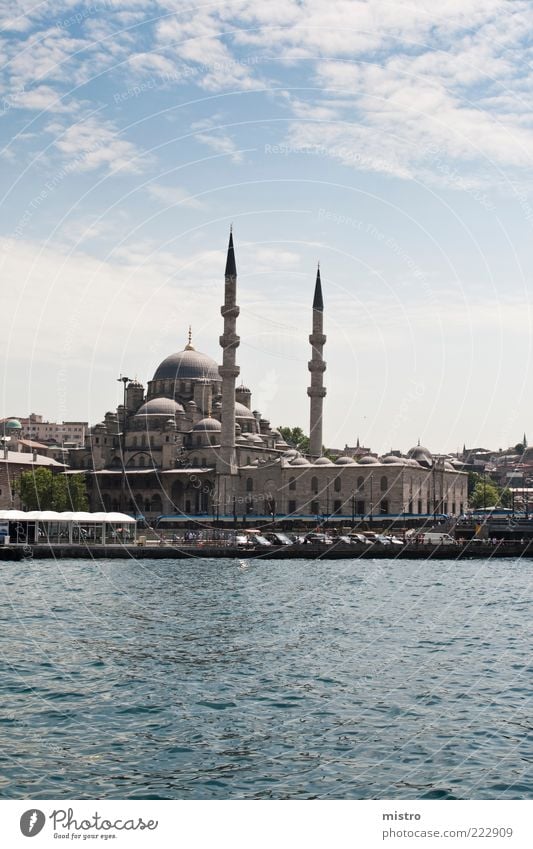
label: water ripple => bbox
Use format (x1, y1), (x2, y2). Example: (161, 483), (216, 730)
(0, 557), (531, 799)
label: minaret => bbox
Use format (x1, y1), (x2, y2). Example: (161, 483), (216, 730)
(217, 228), (240, 477)
(307, 264), (326, 459)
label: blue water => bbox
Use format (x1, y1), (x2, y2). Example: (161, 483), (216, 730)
(0, 556), (531, 799)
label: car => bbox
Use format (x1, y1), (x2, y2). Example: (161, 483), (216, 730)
(349, 533), (373, 546)
(304, 533), (333, 544)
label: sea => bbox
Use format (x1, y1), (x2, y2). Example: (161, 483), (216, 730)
(0, 556), (531, 800)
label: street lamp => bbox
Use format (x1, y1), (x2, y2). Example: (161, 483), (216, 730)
(117, 375), (130, 511)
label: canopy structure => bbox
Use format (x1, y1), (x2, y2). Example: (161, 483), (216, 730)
(0, 510), (135, 523)
(0, 511), (136, 545)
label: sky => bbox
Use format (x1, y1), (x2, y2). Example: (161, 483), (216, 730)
(1, 0), (532, 454)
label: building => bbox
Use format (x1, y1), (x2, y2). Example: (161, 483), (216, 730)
(0, 419), (67, 508)
(67, 232), (467, 522)
(18, 414), (88, 447)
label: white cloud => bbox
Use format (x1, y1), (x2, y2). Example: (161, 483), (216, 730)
(47, 115), (148, 174)
(195, 131), (245, 163)
(146, 183), (204, 209)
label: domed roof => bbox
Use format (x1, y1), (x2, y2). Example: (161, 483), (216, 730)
(314, 456), (334, 465)
(291, 456), (311, 466)
(135, 398), (184, 416)
(250, 434), (264, 443)
(381, 455), (401, 464)
(407, 444), (432, 459)
(235, 402), (255, 419)
(335, 455), (356, 465)
(4, 418), (22, 430)
(283, 449), (298, 458)
(358, 454), (380, 465)
(153, 347), (220, 381)
(192, 417), (221, 432)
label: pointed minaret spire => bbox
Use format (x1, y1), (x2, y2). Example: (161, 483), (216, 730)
(225, 227), (237, 278)
(313, 263), (324, 311)
(307, 265), (327, 459)
(523, 432), (528, 448)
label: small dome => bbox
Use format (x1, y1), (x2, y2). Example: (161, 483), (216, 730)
(236, 384), (251, 393)
(250, 434), (264, 443)
(235, 402), (255, 419)
(135, 398), (184, 416)
(444, 461), (455, 471)
(283, 449), (298, 458)
(291, 456), (311, 466)
(314, 456), (334, 465)
(381, 455), (400, 464)
(4, 418), (22, 430)
(192, 417), (221, 432)
(407, 444), (432, 460)
(358, 454), (380, 465)
(153, 348), (220, 381)
(335, 455), (356, 465)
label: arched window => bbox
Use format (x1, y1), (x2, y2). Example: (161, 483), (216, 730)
(311, 476), (318, 494)
(246, 477), (254, 492)
(289, 476), (296, 491)
(132, 436), (137, 448)
(334, 476), (341, 492)
(357, 476), (364, 492)
(138, 455), (145, 467)
(380, 475), (388, 492)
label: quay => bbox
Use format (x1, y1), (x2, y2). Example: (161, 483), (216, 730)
(2, 539), (533, 560)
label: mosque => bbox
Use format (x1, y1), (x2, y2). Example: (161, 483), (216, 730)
(69, 232), (468, 524)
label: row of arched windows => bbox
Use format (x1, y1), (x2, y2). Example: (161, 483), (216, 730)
(286, 475), (390, 493)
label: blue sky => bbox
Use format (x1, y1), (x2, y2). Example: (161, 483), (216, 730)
(1, 0), (532, 453)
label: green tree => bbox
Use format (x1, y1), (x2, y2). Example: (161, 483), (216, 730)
(66, 474), (89, 510)
(470, 481), (501, 509)
(279, 426), (310, 454)
(16, 469), (88, 511)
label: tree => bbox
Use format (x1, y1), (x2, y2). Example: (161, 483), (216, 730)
(16, 469), (88, 511)
(279, 426), (310, 454)
(514, 442), (525, 455)
(470, 481), (501, 509)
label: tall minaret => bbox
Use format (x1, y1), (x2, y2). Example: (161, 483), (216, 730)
(307, 264), (326, 459)
(217, 228), (240, 478)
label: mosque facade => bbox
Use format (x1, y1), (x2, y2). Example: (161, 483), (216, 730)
(68, 233), (468, 523)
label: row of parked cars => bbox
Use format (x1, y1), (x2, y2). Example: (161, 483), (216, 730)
(234, 531), (406, 547)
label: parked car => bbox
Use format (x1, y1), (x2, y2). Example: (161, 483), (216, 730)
(418, 532), (457, 546)
(304, 533), (333, 544)
(349, 533), (373, 545)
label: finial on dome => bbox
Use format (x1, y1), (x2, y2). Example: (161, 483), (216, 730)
(185, 325), (195, 350)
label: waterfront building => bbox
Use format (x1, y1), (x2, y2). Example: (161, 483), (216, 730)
(0, 418), (66, 508)
(66, 233), (468, 522)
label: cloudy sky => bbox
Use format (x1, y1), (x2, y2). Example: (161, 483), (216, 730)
(1, 0), (532, 453)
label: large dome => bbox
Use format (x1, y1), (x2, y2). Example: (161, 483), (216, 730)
(135, 398), (184, 416)
(153, 347), (220, 381)
(235, 402), (255, 419)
